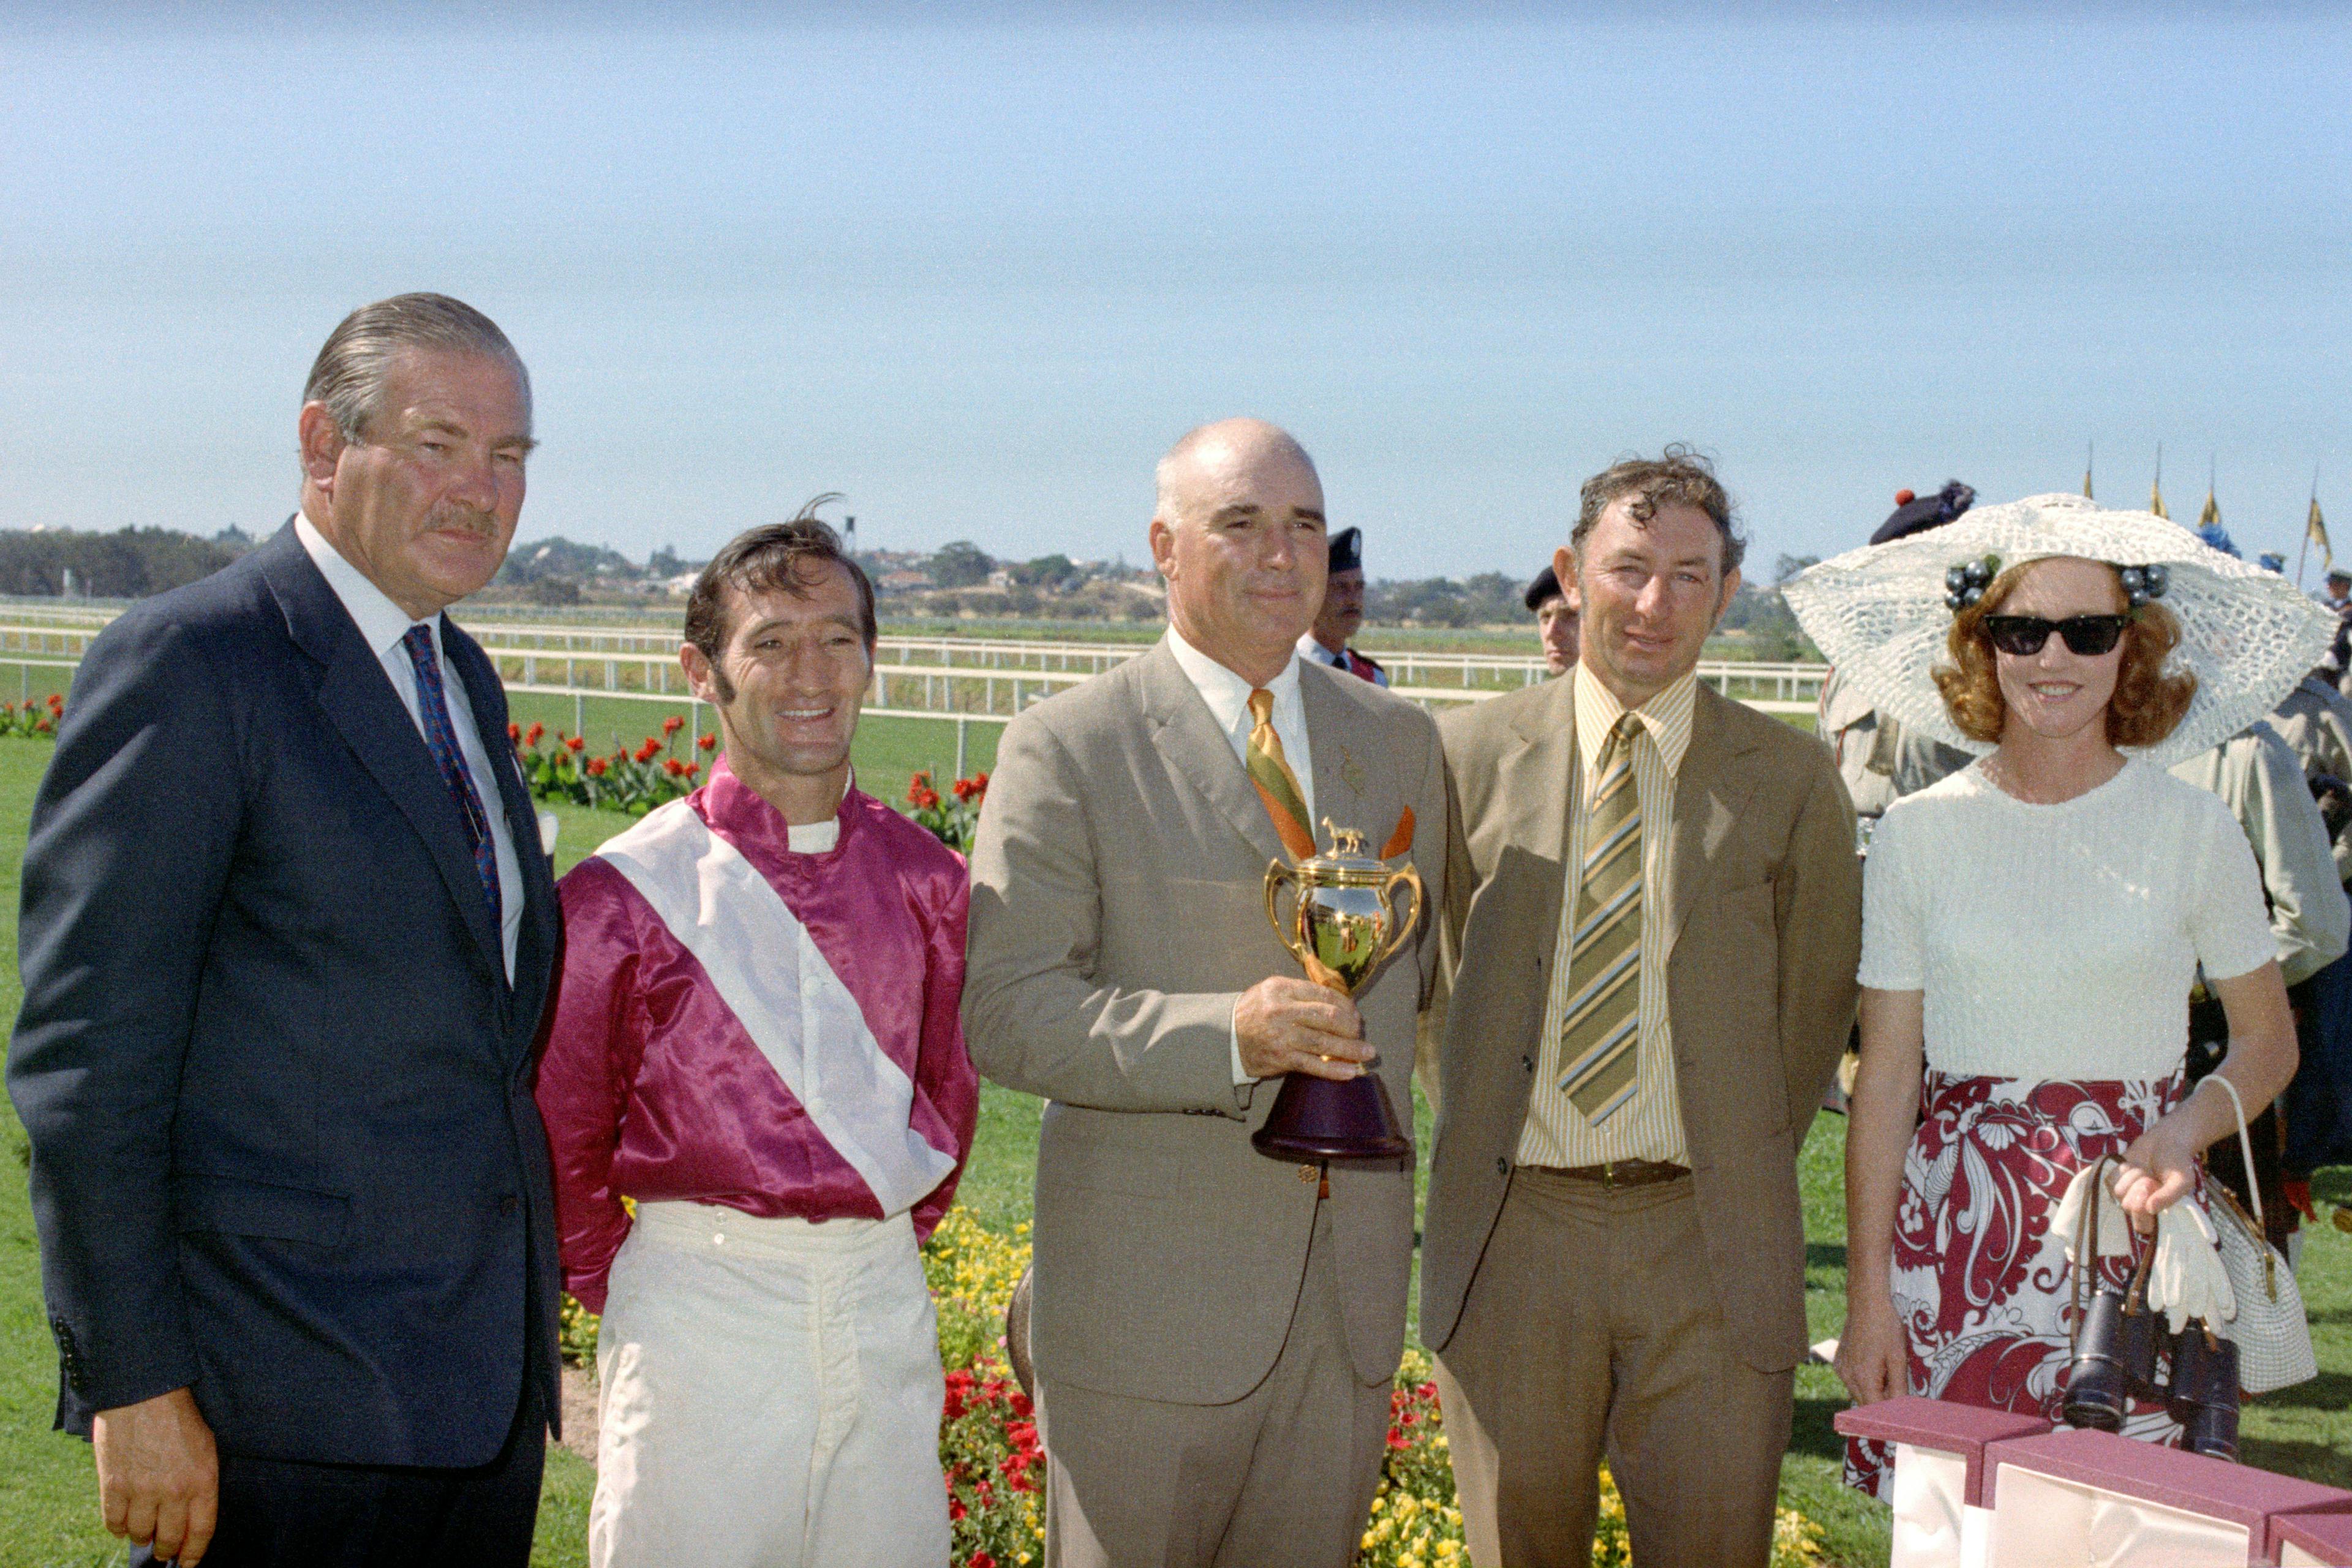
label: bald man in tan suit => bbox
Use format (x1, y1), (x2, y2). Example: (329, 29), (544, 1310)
(964, 420), (1446, 1568)
(1421, 452), (1861, 1567)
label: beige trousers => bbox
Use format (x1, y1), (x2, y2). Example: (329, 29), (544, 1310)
(1432, 1169), (1793, 1568)
(1038, 1203), (1392, 1568)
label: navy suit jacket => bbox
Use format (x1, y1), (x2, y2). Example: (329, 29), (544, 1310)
(6, 522), (562, 1466)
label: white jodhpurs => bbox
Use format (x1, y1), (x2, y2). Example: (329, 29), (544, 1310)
(589, 1202), (951, 1568)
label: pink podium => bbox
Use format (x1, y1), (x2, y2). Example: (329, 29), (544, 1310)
(1838, 1398), (2352, 1566)
(2272, 1505), (2352, 1566)
(1834, 1397), (2053, 1567)
(1982, 1427), (2352, 1566)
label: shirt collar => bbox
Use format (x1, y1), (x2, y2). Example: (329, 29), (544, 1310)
(294, 511), (437, 661)
(1165, 624), (1302, 736)
(1573, 661), (1698, 779)
(698, 753), (855, 864)
(1297, 631), (1343, 669)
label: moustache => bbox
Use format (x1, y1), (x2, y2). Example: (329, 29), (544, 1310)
(425, 505), (500, 541)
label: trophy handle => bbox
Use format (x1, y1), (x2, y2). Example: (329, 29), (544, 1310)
(1264, 859), (1316, 971)
(1376, 864), (1425, 974)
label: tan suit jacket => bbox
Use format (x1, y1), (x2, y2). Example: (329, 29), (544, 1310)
(1420, 677), (1860, 1372)
(965, 639), (1447, 1404)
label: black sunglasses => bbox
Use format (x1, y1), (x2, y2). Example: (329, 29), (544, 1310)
(1981, 614), (2133, 658)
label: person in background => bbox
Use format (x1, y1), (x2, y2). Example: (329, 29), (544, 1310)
(8, 293), (562, 1566)
(1299, 524), (1389, 685)
(2169, 717), (2349, 1254)
(1820, 483), (1977, 831)
(2322, 565), (2352, 616)
(2272, 670), (2352, 884)
(2169, 540), (2351, 1256)
(1525, 564), (1580, 676)
(2269, 666), (2352, 1196)
(1423, 449), (1861, 1566)
(1815, 484), (1976, 1114)
(964, 418), (1445, 1567)
(535, 511), (978, 1567)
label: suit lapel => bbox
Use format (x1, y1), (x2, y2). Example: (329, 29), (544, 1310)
(1664, 685), (1765, 951)
(1504, 674), (1578, 869)
(1300, 664), (1371, 848)
(1139, 642), (1290, 865)
(260, 530), (507, 985)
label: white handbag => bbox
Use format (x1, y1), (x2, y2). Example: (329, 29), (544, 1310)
(2201, 1074), (2317, 1394)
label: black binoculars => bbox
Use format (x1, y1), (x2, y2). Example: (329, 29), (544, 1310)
(2062, 1251), (2240, 1461)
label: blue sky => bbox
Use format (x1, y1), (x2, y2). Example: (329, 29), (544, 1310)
(4, 3), (2346, 581)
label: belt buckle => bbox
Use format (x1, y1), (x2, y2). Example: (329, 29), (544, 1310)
(1599, 1161), (1620, 1190)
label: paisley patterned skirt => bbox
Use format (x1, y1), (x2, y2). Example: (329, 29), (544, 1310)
(1845, 1068), (2188, 1501)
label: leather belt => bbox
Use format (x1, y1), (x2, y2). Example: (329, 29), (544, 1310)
(1542, 1159), (1691, 1189)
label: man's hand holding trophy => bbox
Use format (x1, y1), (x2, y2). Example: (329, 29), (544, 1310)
(1249, 818), (1423, 1159)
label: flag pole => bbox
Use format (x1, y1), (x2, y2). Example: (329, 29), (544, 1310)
(2302, 462), (2324, 589)
(2300, 462), (2313, 586)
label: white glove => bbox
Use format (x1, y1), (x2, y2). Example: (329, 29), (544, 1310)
(2051, 1164), (2134, 1262)
(2146, 1200), (2237, 1335)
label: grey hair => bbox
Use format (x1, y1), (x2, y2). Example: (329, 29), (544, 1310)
(303, 293), (532, 443)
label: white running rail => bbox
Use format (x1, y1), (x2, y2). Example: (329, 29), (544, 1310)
(0, 616), (1824, 718)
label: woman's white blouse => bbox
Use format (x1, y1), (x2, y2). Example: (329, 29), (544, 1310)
(1858, 757), (2275, 1080)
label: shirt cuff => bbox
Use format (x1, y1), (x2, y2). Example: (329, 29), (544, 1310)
(1229, 1000), (1257, 1087)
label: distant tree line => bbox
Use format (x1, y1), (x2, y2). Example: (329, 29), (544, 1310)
(0, 527), (243, 598)
(1366, 573), (1526, 628)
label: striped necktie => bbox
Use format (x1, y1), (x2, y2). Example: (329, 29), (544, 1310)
(401, 624), (503, 929)
(1559, 712), (1646, 1124)
(1246, 688), (1317, 861)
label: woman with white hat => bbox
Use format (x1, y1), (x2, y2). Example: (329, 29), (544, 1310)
(1783, 494), (2326, 1494)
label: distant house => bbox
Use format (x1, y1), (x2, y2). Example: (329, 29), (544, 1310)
(880, 570), (935, 591)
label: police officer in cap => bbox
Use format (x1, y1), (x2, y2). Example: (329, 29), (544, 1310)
(1524, 564), (1579, 676)
(1300, 524), (1389, 685)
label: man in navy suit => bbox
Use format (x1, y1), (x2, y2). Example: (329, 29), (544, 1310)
(7, 293), (562, 1566)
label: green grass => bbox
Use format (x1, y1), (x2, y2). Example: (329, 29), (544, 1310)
(12, 725), (2352, 1568)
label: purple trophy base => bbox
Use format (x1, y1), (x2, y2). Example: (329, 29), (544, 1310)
(1252, 1070), (1413, 1160)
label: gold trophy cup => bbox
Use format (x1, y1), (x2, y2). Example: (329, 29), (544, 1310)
(1253, 821), (1422, 1160)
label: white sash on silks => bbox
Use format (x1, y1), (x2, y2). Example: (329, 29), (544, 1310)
(597, 801), (957, 1218)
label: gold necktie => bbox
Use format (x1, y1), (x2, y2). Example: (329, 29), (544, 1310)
(1246, 689), (1317, 861)
(1559, 714), (1646, 1124)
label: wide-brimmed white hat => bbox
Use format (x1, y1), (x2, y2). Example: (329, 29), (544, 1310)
(1784, 492), (2336, 769)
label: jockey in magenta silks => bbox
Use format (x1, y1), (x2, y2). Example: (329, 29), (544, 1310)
(534, 514), (977, 1568)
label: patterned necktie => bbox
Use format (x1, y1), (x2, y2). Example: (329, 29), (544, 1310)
(401, 624), (503, 929)
(1245, 688), (1318, 861)
(1559, 712), (1646, 1124)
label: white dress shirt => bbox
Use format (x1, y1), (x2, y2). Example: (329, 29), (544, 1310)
(1164, 625), (1316, 1088)
(1166, 627), (1317, 827)
(296, 514), (524, 981)
(1297, 630), (1389, 687)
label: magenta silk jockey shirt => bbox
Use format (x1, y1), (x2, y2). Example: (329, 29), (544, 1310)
(534, 758), (979, 1313)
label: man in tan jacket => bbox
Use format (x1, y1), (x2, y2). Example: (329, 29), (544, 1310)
(964, 419), (1446, 1567)
(1421, 450), (1860, 1567)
